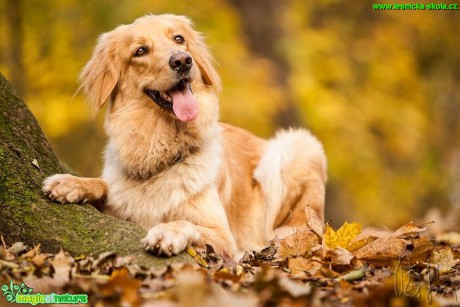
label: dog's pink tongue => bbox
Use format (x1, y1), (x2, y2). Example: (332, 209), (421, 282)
(171, 85), (198, 122)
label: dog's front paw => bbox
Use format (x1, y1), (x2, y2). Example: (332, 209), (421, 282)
(141, 222), (199, 257)
(42, 174), (88, 204)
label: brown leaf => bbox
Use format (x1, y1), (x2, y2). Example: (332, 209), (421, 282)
(100, 267), (141, 306)
(305, 204), (324, 238)
(31, 253), (48, 267)
(354, 237), (409, 262)
(330, 247), (355, 266)
(51, 249), (72, 282)
(275, 229), (320, 258)
(410, 236), (434, 260)
(213, 267), (242, 283)
(278, 278), (312, 297)
(348, 235), (378, 252)
(288, 257), (323, 279)
(23, 276), (67, 294)
(288, 257), (310, 277)
(392, 221), (427, 238)
(174, 267), (208, 307)
(22, 244), (41, 259)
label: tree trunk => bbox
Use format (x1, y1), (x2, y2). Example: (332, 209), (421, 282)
(0, 74), (189, 266)
(4, 0), (26, 97)
(228, 0), (302, 128)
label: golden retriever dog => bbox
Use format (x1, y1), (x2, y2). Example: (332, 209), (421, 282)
(42, 14), (327, 258)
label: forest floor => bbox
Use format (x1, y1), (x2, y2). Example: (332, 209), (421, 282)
(1, 220), (459, 306)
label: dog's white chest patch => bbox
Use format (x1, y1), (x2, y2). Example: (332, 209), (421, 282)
(101, 139), (222, 229)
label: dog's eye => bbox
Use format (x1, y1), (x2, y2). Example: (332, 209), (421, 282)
(133, 46), (149, 57)
(174, 35), (185, 44)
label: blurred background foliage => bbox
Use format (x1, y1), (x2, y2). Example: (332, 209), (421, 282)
(1, 0), (459, 228)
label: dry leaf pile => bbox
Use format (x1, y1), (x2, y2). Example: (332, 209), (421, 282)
(1, 221), (459, 306)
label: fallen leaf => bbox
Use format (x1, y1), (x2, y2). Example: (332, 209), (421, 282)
(410, 236), (434, 260)
(278, 278), (312, 297)
(336, 266), (367, 282)
(92, 251), (116, 270)
(100, 267), (141, 306)
(354, 237), (409, 262)
(174, 267), (207, 307)
(7, 242), (27, 255)
(348, 236), (378, 252)
(392, 221), (427, 238)
(213, 267), (242, 283)
(288, 257), (323, 279)
(31, 159), (44, 174)
(288, 257), (310, 277)
(275, 229), (320, 258)
(187, 247), (208, 268)
(430, 248), (459, 275)
(436, 231), (460, 245)
(324, 221), (362, 250)
(330, 247), (355, 266)
(51, 249), (72, 282)
(305, 205), (324, 237)
(22, 244), (41, 259)
(31, 253), (48, 267)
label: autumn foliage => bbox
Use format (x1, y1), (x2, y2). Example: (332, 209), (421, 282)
(2, 220), (459, 306)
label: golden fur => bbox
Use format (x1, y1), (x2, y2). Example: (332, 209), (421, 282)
(42, 14), (327, 258)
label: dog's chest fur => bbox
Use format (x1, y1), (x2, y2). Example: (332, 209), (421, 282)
(101, 114), (222, 229)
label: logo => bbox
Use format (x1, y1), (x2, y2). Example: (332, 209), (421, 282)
(1, 280), (88, 305)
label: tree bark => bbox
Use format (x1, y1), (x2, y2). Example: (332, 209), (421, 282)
(228, 0), (302, 128)
(0, 74), (189, 266)
(4, 0), (26, 97)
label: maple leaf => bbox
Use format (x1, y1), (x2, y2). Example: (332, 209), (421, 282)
(324, 221), (362, 250)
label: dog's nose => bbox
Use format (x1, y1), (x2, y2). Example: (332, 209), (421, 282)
(169, 52), (193, 73)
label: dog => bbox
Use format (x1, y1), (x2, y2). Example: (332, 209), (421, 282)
(42, 14), (327, 258)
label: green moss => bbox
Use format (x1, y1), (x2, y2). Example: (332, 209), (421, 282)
(0, 73), (191, 267)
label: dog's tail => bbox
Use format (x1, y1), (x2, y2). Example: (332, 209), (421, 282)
(253, 129), (327, 236)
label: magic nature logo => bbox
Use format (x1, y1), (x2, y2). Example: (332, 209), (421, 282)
(1, 280), (88, 305)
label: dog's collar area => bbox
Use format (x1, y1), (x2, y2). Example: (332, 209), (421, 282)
(125, 146), (200, 181)
(144, 79), (192, 114)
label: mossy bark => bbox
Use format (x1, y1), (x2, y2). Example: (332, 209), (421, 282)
(0, 74), (190, 266)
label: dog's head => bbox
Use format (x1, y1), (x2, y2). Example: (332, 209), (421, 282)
(79, 14), (221, 122)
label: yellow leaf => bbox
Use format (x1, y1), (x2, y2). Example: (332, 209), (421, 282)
(186, 247), (208, 268)
(324, 221), (362, 250)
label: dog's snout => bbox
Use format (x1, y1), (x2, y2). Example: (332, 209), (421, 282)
(169, 52), (193, 73)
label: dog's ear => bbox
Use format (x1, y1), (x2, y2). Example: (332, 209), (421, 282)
(177, 17), (222, 92)
(79, 31), (121, 115)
